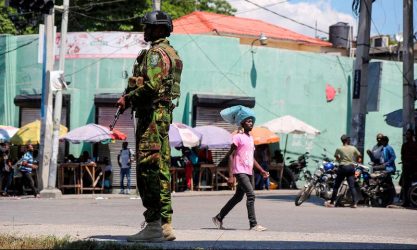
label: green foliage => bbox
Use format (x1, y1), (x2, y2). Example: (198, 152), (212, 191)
(2, 0), (236, 34)
(197, 0), (237, 15)
(0, 234), (157, 249)
(0, 10), (17, 35)
(1, 0), (43, 35)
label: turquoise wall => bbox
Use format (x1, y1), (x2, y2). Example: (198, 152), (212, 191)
(0, 33), (413, 169)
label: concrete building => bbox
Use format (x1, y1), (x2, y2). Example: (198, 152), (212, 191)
(0, 28), (409, 189)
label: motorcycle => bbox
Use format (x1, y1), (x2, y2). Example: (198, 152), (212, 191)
(294, 155), (337, 206)
(335, 163), (397, 207)
(281, 152), (311, 189)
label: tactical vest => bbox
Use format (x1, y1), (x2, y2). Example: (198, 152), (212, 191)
(156, 42), (182, 105)
(131, 39), (182, 109)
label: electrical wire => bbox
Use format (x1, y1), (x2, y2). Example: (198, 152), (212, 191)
(70, 10), (142, 22)
(0, 38), (39, 56)
(60, 12), (140, 77)
(64, 2), (288, 82)
(242, 0), (330, 36)
(69, 0), (129, 10)
(69, 0), (291, 27)
(363, 0), (414, 88)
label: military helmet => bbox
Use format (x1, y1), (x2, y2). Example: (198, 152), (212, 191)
(141, 11), (173, 32)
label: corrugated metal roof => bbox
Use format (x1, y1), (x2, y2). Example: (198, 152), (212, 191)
(173, 11), (332, 47)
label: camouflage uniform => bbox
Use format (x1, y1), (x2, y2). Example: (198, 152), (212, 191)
(126, 38), (182, 224)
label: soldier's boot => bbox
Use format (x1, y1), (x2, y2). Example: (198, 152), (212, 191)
(162, 223), (176, 241)
(127, 220), (165, 242)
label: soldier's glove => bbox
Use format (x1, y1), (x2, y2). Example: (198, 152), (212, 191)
(116, 95), (128, 112)
(128, 76), (144, 88)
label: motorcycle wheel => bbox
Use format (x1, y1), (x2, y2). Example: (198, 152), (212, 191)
(294, 183), (314, 206)
(408, 184), (417, 208)
(335, 184), (348, 207)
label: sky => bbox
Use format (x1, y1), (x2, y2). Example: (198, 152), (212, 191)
(226, 0), (409, 40)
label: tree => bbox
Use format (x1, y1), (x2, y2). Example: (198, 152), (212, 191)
(1, 0), (43, 35)
(64, 0), (236, 32)
(1, 0), (236, 34)
(0, 10), (17, 35)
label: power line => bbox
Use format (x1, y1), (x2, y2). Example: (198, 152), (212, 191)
(363, 0), (413, 87)
(70, 0), (291, 27)
(69, 0), (129, 10)
(63, 16), (141, 78)
(242, 0), (330, 36)
(0, 38), (39, 56)
(70, 10), (141, 22)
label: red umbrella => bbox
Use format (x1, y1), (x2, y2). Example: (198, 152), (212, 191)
(110, 129), (127, 140)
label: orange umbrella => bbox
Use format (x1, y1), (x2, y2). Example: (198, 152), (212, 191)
(250, 127), (280, 145)
(233, 127), (280, 145)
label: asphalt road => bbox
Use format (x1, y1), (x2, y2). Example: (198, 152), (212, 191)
(0, 190), (416, 249)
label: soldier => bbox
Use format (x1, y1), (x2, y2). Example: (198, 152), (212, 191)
(116, 10), (182, 242)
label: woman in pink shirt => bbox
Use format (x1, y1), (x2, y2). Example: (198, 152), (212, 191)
(212, 106), (269, 231)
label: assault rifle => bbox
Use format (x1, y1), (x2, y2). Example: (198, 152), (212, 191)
(110, 77), (142, 130)
(109, 106), (123, 131)
(110, 89), (129, 131)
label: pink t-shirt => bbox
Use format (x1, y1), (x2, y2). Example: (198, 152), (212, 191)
(232, 133), (255, 175)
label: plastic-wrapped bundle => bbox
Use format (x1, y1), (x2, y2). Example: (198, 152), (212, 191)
(220, 105), (256, 126)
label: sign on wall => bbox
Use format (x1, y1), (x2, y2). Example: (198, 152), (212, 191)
(55, 32), (148, 59)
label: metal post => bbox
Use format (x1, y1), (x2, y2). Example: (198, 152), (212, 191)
(153, 0), (161, 11)
(350, 0), (372, 155)
(38, 8), (55, 194)
(44, 0), (69, 198)
(403, 0), (415, 138)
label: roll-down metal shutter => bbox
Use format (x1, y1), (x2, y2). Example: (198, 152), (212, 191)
(193, 94), (256, 165)
(96, 107), (136, 188)
(195, 107), (236, 165)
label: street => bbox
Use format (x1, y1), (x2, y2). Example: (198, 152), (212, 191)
(0, 190), (416, 249)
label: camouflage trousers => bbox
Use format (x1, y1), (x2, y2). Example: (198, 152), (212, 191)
(135, 108), (173, 224)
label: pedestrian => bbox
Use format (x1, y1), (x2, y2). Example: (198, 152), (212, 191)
(255, 144), (270, 190)
(400, 129), (417, 207)
(366, 133), (384, 165)
(117, 141), (132, 194)
(2, 158), (14, 196)
(179, 147), (198, 191)
(0, 142), (10, 194)
(102, 157), (113, 192)
(79, 151), (93, 163)
(380, 136), (396, 174)
(272, 149), (284, 164)
(325, 135), (362, 208)
(116, 10), (182, 242)
(18, 144), (40, 198)
(212, 105), (269, 231)
(374, 135), (397, 205)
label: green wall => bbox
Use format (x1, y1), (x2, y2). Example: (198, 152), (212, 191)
(0, 33), (413, 168)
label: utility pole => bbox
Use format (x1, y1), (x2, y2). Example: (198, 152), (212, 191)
(403, 0), (415, 137)
(350, 0), (373, 155)
(42, 0), (69, 198)
(153, 0), (161, 11)
(38, 5), (55, 194)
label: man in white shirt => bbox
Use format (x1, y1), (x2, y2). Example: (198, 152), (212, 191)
(366, 133), (384, 165)
(118, 141), (132, 194)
